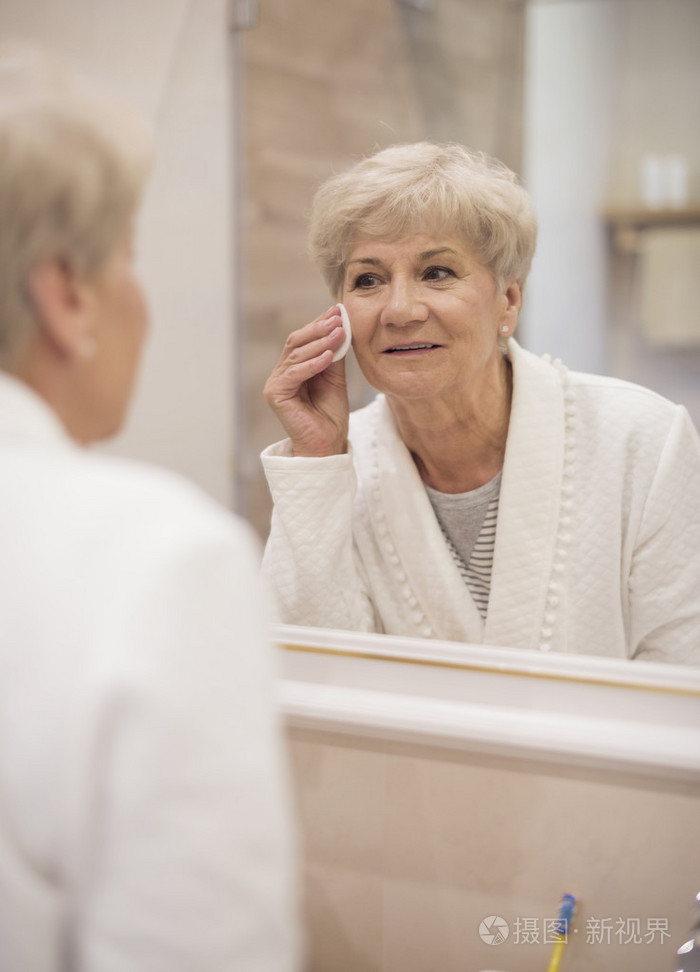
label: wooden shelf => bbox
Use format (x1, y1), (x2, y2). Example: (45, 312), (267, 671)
(604, 207), (700, 252)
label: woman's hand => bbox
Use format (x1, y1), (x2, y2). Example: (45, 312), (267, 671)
(264, 306), (350, 456)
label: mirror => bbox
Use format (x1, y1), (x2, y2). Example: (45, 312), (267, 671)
(238, 0), (526, 529)
(237, 0), (700, 668)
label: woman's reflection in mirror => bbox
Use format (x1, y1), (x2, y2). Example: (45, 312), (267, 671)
(262, 143), (700, 665)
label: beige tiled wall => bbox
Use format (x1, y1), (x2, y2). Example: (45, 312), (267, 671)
(288, 727), (700, 972)
(240, 0), (527, 537)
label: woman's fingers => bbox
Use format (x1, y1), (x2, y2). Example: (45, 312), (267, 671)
(263, 307), (350, 456)
(266, 310), (346, 404)
(282, 322), (344, 369)
(267, 329), (344, 393)
(281, 308), (341, 357)
(266, 347), (335, 404)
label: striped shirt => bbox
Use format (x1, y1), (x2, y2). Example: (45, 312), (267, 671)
(425, 472), (501, 619)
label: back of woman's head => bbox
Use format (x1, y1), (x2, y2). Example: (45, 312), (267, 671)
(0, 42), (154, 368)
(309, 141), (537, 298)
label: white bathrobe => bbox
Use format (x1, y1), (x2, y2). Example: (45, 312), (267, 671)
(0, 374), (299, 972)
(262, 340), (700, 664)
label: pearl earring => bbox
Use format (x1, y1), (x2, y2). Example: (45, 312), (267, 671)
(501, 325), (509, 334)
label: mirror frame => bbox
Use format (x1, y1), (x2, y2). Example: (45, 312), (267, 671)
(276, 623), (700, 783)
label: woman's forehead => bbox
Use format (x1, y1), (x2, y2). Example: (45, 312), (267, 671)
(347, 232), (476, 263)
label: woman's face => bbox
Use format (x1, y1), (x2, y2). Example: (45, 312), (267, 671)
(81, 233), (149, 441)
(341, 233), (521, 407)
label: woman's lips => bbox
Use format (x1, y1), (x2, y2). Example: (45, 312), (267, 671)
(383, 343), (441, 354)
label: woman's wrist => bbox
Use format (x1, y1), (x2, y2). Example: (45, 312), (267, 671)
(291, 437), (348, 458)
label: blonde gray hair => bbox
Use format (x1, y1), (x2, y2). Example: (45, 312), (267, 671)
(0, 42), (154, 367)
(309, 142), (537, 299)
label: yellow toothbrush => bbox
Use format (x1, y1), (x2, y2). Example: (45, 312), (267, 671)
(546, 894), (577, 972)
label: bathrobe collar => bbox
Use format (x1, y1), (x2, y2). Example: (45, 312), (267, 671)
(371, 396), (487, 641)
(364, 340), (565, 647)
(0, 372), (75, 451)
(485, 341), (565, 649)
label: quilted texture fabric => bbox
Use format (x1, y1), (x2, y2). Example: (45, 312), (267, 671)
(0, 373), (300, 972)
(261, 341), (700, 663)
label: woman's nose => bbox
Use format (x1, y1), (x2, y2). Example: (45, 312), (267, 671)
(379, 279), (428, 327)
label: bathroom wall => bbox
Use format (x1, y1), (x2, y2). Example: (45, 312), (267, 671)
(288, 726), (699, 972)
(239, 0), (527, 536)
(523, 0), (700, 427)
(521, 0), (618, 374)
(605, 0), (700, 427)
(6, 1), (697, 521)
(0, 0), (237, 506)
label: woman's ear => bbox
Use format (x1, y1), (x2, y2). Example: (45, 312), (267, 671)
(504, 281), (522, 315)
(25, 259), (97, 362)
(499, 281), (522, 338)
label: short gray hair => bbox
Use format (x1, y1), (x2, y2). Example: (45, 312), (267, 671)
(0, 42), (154, 367)
(309, 142), (537, 299)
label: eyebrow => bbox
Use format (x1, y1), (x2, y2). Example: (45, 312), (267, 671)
(347, 246), (460, 267)
(346, 257), (382, 267)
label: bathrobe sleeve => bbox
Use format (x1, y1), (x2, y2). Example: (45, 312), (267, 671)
(261, 439), (378, 631)
(72, 508), (301, 972)
(628, 406), (700, 664)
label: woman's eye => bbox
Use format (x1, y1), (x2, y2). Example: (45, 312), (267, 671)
(424, 265), (454, 281)
(353, 272), (381, 289)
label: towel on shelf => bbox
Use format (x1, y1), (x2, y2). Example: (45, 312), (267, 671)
(638, 227), (700, 347)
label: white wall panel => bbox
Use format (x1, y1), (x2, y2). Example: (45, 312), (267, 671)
(0, 0), (236, 505)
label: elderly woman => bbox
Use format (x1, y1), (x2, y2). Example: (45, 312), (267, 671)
(0, 46), (298, 969)
(262, 142), (700, 664)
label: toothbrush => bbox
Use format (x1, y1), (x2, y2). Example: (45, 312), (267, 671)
(546, 894), (577, 972)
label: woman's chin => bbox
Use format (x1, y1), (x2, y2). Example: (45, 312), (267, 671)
(368, 372), (451, 404)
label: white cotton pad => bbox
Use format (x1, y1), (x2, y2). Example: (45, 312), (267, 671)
(331, 303), (353, 362)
